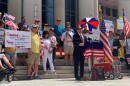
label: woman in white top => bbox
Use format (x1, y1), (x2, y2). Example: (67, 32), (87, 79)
(42, 31), (56, 74)
(49, 28), (57, 62)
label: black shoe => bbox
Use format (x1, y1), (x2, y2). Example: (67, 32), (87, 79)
(75, 77), (80, 81)
(27, 76), (33, 80)
(34, 75), (40, 79)
(59, 57), (64, 59)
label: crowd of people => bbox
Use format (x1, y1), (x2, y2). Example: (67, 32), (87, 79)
(0, 12), (130, 81)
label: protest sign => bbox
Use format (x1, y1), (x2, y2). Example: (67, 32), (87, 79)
(0, 30), (4, 44)
(5, 30), (31, 48)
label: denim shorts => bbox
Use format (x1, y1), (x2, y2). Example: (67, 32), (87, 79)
(5, 52), (17, 59)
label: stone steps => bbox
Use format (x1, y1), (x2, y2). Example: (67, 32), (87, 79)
(15, 66), (74, 70)
(15, 59), (130, 80)
(16, 74), (75, 80)
(16, 70), (74, 75)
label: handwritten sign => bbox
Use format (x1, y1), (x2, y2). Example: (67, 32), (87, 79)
(104, 20), (114, 32)
(117, 19), (123, 30)
(5, 30), (31, 48)
(0, 30), (4, 44)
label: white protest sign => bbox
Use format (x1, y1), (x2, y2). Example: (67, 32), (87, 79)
(104, 20), (114, 32)
(117, 19), (123, 30)
(16, 48), (28, 53)
(0, 30), (4, 44)
(5, 30), (31, 48)
(92, 29), (100, 35)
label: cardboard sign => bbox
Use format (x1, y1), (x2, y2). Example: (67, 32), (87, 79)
(0, 30), (4, 44)
(117, 19), (123, 30)
(5, 30), (31, 48)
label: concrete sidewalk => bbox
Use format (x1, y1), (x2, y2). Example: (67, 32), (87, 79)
(1, 77), (130, 86)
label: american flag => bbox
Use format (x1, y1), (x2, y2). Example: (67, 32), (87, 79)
(123, 9), (130, 39)
(100, 16), (113, 64)
(84, 48), (104, 60)
(3, 13), (15, 21)
(5, 16), (18, 30)
(84, 39), (105, 60)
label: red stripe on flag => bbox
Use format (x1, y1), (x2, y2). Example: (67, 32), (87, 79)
(100, 32), (113, 64)
(124, 17), (130, 39)
(84, 48), (104, 60)
(6, 21), (18, 30)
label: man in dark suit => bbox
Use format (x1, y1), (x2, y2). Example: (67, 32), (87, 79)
(73, 27), (86, 80)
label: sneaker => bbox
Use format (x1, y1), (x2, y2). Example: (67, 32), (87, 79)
(12, 77), (18, 81)
(27, 76), (33, 80)
(52, 72), (57, 75)
(34, 75), (40, 79)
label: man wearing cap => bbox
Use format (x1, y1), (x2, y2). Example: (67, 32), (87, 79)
(61, 24), (74, 65)
(27, 24), (40, 80)
(53, 18), (65, 58)
(73, 27), (87, 81)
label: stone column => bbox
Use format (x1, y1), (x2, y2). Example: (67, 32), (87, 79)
(23, 0), (42, 26)
(79, 0), (98, 20)
(8, 0), (22, 23)
(118, 0), (130, 20)
(54, 0), (65, 27)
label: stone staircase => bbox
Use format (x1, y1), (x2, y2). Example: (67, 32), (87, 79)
(15, 59), (130, 80)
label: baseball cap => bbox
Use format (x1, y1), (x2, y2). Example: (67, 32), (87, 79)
(50, 28), (54, 31)
(44, 23), (49, 26)
(56, 18), (61, 21)
(32, 24), (37, 28)
(66, 22), (70, 26)
(35, 18), (40, 23)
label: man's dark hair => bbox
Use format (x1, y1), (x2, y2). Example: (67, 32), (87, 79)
(22, 16), (26, 19)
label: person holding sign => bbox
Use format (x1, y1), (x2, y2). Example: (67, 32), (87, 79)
(4, 43), (17, 81)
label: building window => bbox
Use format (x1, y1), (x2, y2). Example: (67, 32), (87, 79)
(65, 0), (79, 28)
(106, 7), (111, 16)
(42, 0), (54, 27)
(112, 9), (118, 18)
(101, 6), (104, 14)
(0, 0), (8, 14)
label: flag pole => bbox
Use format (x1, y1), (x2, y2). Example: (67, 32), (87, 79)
(3, 13), (6, 29)
(123, 9), (125, 25)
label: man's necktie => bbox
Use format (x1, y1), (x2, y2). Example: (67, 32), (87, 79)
(80, 34), (83, 43)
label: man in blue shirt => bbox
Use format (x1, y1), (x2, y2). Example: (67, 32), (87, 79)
(53, 18), (65, 58)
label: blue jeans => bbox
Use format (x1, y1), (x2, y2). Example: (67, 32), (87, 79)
(5, 53), (17, 59)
